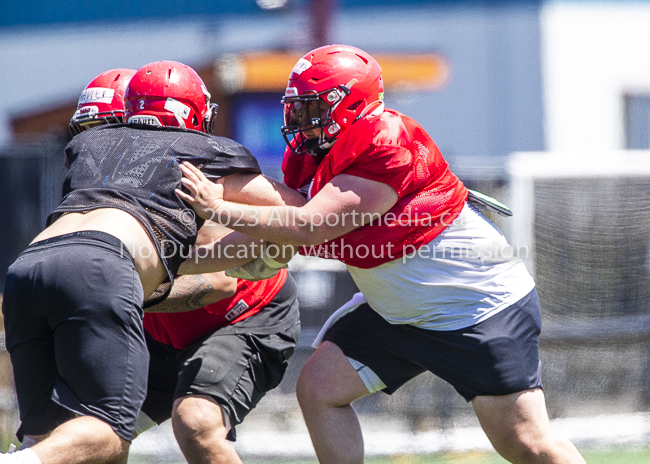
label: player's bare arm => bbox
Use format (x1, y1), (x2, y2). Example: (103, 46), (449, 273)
(179, 169), (307, 272)
(144, 272), (237, 313)
(177, 161), (399, 246)
(222, 172), (308, 207)
(179, 181), (298, 275)
(178, 225), (262, 275)
(180, 171), (307, 216)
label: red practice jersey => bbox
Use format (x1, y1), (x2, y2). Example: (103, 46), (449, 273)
(143, 269), (288, 349)
(282, 109), (468, 268)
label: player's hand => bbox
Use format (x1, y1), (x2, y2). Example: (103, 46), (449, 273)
(176, 162), (225, 221)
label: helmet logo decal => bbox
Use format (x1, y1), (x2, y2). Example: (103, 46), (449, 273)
(164, 98), (191, 120)
(291, 58), (312, 76)
(327, 123), (340, 135)
(128, 115), (163, 126)
(74, 106), (98, 118)
(378, 92), (384, 101)
(285, 87), (298, 97)
(78, 87), (115, 105)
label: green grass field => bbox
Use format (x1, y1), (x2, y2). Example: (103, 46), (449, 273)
(6, 432), (650, 463)
(354, 449), (650, 464)
(126, 448), (650, 464)
(263, 449), (650, 464)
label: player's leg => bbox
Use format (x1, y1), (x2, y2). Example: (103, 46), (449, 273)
(1, 250), (85, 464)
(170, 274), (300, 464)
(295, 341), (370, 464)
(171, 322), (300, 463)
(28, 416), (129, 464)
(1, 245), (75, 445)
(172, 395), (240, 464)
(3, 233), (148, 464)
(137, 332), (236, 464)
(1, 420), (128, 464)
(170, 329), (299, 464)
(472, 388), (585, 463)
(297, 303), (425, 464)
(437, 289), (584, 463)
(48, 235), (146, 464)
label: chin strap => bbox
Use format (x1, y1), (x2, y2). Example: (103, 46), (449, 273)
(204, 103), (218, 135)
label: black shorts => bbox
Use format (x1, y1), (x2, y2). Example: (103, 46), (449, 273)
(141, 275), (300, 441)
(1, 231), (148, 442)
(323, 289), (543, 401)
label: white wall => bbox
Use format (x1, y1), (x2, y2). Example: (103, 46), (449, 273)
(541, 1), (650, 152)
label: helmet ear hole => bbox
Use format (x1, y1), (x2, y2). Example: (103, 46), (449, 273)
(193, 114), (199, 127)
(346, 100), (363, 112)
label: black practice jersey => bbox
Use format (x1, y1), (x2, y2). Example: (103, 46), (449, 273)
(48, 124), (261, 307)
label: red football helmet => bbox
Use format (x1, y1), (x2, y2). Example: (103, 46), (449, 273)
(281, 44), (384, 156)
(69, 68), (136, 136)
(124, 60), (217, 134)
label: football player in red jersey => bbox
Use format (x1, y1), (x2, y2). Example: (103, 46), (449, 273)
(177, 45), (585, 464)
(138, 267), (299, 464)
(1, 62), (302, 464)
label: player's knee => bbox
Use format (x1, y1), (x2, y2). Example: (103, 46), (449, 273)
(172, 397), (228, 441)
(296, 364), (330, 408)
(493, 431), (551, 463)
(501, 444), (545, 464)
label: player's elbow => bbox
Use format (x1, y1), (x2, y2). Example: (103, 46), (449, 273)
(200, 273), (238, 305)
(221, 276), (238, 298)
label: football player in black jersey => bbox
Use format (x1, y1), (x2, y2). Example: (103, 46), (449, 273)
(123, 63), (301, 464)
(1, 62), (302, 464)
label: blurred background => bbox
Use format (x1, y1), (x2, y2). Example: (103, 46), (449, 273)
(3, 0), (650, 461)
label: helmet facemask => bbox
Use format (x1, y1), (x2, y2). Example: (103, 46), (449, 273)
(203, 103), (218, 135)
(281, 84), (352, 157)
(69, 109), (125, 136)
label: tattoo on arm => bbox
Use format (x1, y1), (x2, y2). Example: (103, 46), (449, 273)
(146, 274), (217, 313)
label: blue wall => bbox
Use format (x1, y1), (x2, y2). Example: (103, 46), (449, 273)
(0, 1), (265, 28)
(1, 0), (541, 28)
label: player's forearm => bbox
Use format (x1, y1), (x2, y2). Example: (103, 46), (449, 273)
(219, 174), (312, 245)
(179, 229), (266, 275)
(222, 173), (307, 207)
(195, 221), (234, 247)
(178, 162), (331, 245)
(144, 272), (237, 313)
(209, 201), (331, 246)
